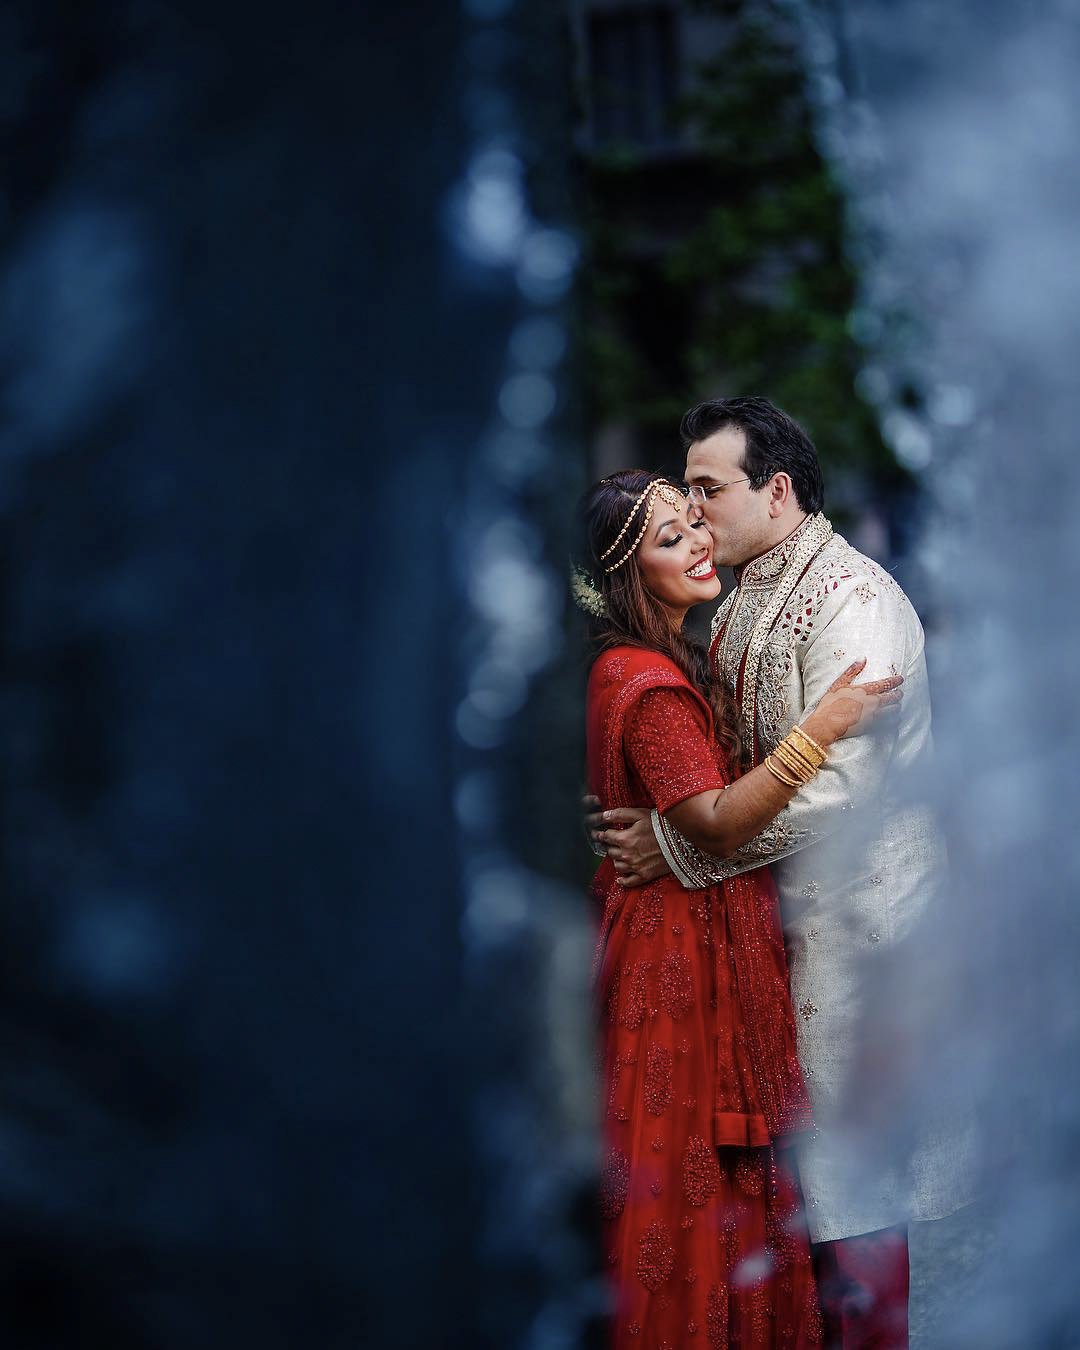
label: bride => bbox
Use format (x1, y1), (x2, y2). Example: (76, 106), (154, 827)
(579, 470), (902, 1348)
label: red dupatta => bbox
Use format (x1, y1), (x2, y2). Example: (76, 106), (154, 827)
(586, 645), (811, 1141)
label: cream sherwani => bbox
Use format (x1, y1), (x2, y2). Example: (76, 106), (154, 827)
(652, 513), (974, 1241)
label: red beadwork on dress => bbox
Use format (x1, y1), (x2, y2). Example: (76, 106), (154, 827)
(587, 646), (822, 1348)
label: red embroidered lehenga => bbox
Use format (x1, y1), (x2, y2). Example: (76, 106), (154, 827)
(587, 646), (823, 1348)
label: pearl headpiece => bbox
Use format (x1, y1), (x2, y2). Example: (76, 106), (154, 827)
(599, 478), (685, 573)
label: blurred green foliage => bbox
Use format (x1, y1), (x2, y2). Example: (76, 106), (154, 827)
(578, 0), (907, 505)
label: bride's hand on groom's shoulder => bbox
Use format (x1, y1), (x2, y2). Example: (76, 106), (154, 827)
(803, 658), (904, 746)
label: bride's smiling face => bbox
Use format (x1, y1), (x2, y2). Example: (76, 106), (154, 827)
(635, 497), (721, 614)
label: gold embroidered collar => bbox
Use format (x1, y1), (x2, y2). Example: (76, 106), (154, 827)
(734, 513), (833, 589)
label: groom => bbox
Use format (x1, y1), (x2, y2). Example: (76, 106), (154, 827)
(590, 397), (970, 1349)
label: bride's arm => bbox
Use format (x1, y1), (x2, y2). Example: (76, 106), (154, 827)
(662, 672), (901, 857)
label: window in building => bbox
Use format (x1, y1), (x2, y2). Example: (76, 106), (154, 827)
(587, 6), (679, 150)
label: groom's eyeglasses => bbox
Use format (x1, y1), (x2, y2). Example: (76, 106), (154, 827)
(684, 479), (751, 504)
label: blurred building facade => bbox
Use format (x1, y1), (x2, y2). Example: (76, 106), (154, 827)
(567, 0), (910, 561)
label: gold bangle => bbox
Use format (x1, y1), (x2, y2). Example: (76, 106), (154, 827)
(772, 741), (817, 779)
(764, 754), (801, 788)
(771, 741), (817, 784)
(788, 724), (827, 766)
(783, 737), (824, 772)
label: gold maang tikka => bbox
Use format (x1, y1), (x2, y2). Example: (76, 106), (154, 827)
(600, 479), (686, 573)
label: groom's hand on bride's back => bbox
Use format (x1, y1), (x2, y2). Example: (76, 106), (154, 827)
(584, 796), (672, 887)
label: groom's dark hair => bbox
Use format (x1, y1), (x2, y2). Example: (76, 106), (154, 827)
(680, 396), (825, 515)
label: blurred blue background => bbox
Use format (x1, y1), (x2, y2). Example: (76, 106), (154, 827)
(0, 0), (1077, 1346)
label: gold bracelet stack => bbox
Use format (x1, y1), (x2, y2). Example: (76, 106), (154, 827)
(763, 755), (801, 787)
(763, 724), (828, 789)
(788, 724), (828, 769)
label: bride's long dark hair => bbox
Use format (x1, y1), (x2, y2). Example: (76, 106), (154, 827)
(582, 469), (742, 761)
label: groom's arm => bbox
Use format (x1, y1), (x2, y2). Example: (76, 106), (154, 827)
(647, 580), (923, 887)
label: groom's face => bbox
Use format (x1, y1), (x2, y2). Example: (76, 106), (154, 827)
(684, 426), (772, 567)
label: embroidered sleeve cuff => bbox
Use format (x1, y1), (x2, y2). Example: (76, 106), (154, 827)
(654, 811), (815, 885)
(651, 808), (710, 889)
